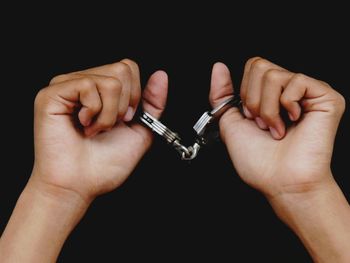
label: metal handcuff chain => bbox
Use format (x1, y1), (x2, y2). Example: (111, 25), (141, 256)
(140, 95), (241, 160)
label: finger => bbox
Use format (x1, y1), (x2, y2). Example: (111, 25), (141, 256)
(279, 74), (346, 149)
(279, 74), (304, 122)
(141, 71), (168, 118)
(83, 77), (122, 136)
(240, 57), (262, 118)
(209, 62), (236, 107)
(244, 58), (283, 118)
(282, 73), (343, 117)
(82, 61), (134, 121)
(51, 75), (123, 133)
(36, 78), (102, 125)
(130, 71), (168, 146)
(50, 60), (134, 84)
(209, 62), (244, 138)
(120, 59), (141, 121)
(260, 69), (292, 139)
(50, 60), (140, 122)
(111, 63), (132, 121)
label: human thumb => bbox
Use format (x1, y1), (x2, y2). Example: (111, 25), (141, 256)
(209, 63), (243, 129)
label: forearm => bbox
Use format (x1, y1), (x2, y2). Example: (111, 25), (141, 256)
(269, 178), (350, 263)
(0, 176), (90, 263)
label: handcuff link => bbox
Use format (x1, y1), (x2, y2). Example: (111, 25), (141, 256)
(140, 95), (241, 160)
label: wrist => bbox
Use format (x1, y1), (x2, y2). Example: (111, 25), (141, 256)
(267, 177), (350, 262)
(26, 173), (92, 220)
(30, 167), (94, 207)
(0, 175), (91, 262)
(267, 176), (339, 223)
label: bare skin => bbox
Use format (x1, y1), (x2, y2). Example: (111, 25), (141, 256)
(209, 59), (349, 263)
(0, 58), (348, 263)
(0, 59), (169, 262)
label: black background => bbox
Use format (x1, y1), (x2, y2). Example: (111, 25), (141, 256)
(1, 4), (349, 262)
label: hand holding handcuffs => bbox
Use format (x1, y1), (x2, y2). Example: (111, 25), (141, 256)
(140, 95), (241, 160)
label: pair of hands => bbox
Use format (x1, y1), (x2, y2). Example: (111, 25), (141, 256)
(33, 57), (345, 205)
(2, 57), (348, 263)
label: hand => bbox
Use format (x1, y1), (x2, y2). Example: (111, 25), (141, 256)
(33, 59), (168, 203)
(209, 59), (345, 199)
(209, 59), (350, 262)
(0, 60), (169, 262)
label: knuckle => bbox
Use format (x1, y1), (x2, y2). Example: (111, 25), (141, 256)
(247, 56), (262, 66)
(34, 88), (48, 108)
(338, 94), (346, 113)
(50, 74), (69, 84)
(90, 100), (102, 112)
(143, 84), (158, 99)
(251, 58), (269, 71)
(292, 73), (308, 83)
(79, 77), (96, 90)
(319, 80), (332, 89)
(280, 95), (292, 107)
(110, 62), (131, 76)
(333, 92), (346, 113)
(264, 69), (282, 83)
(102, 78), (122, 94)
(310, 80), (345, 114)
(121, 58), (139, 70)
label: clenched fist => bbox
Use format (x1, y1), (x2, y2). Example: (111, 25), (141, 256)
(208, 59), (349, 262)
(209, 59), (345, 198)
(33, 59), (168, 202)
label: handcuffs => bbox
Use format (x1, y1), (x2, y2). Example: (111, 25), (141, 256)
(140, 95), (241, 160)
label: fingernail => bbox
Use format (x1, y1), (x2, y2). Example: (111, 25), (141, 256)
(255, 117), (268, 129)
(124, 107), (134, 122)
(269, 126), (281, 139)
(288, 112), (295, 121)
(243, 105), (253, 119)
(84, 118), (91, 127)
